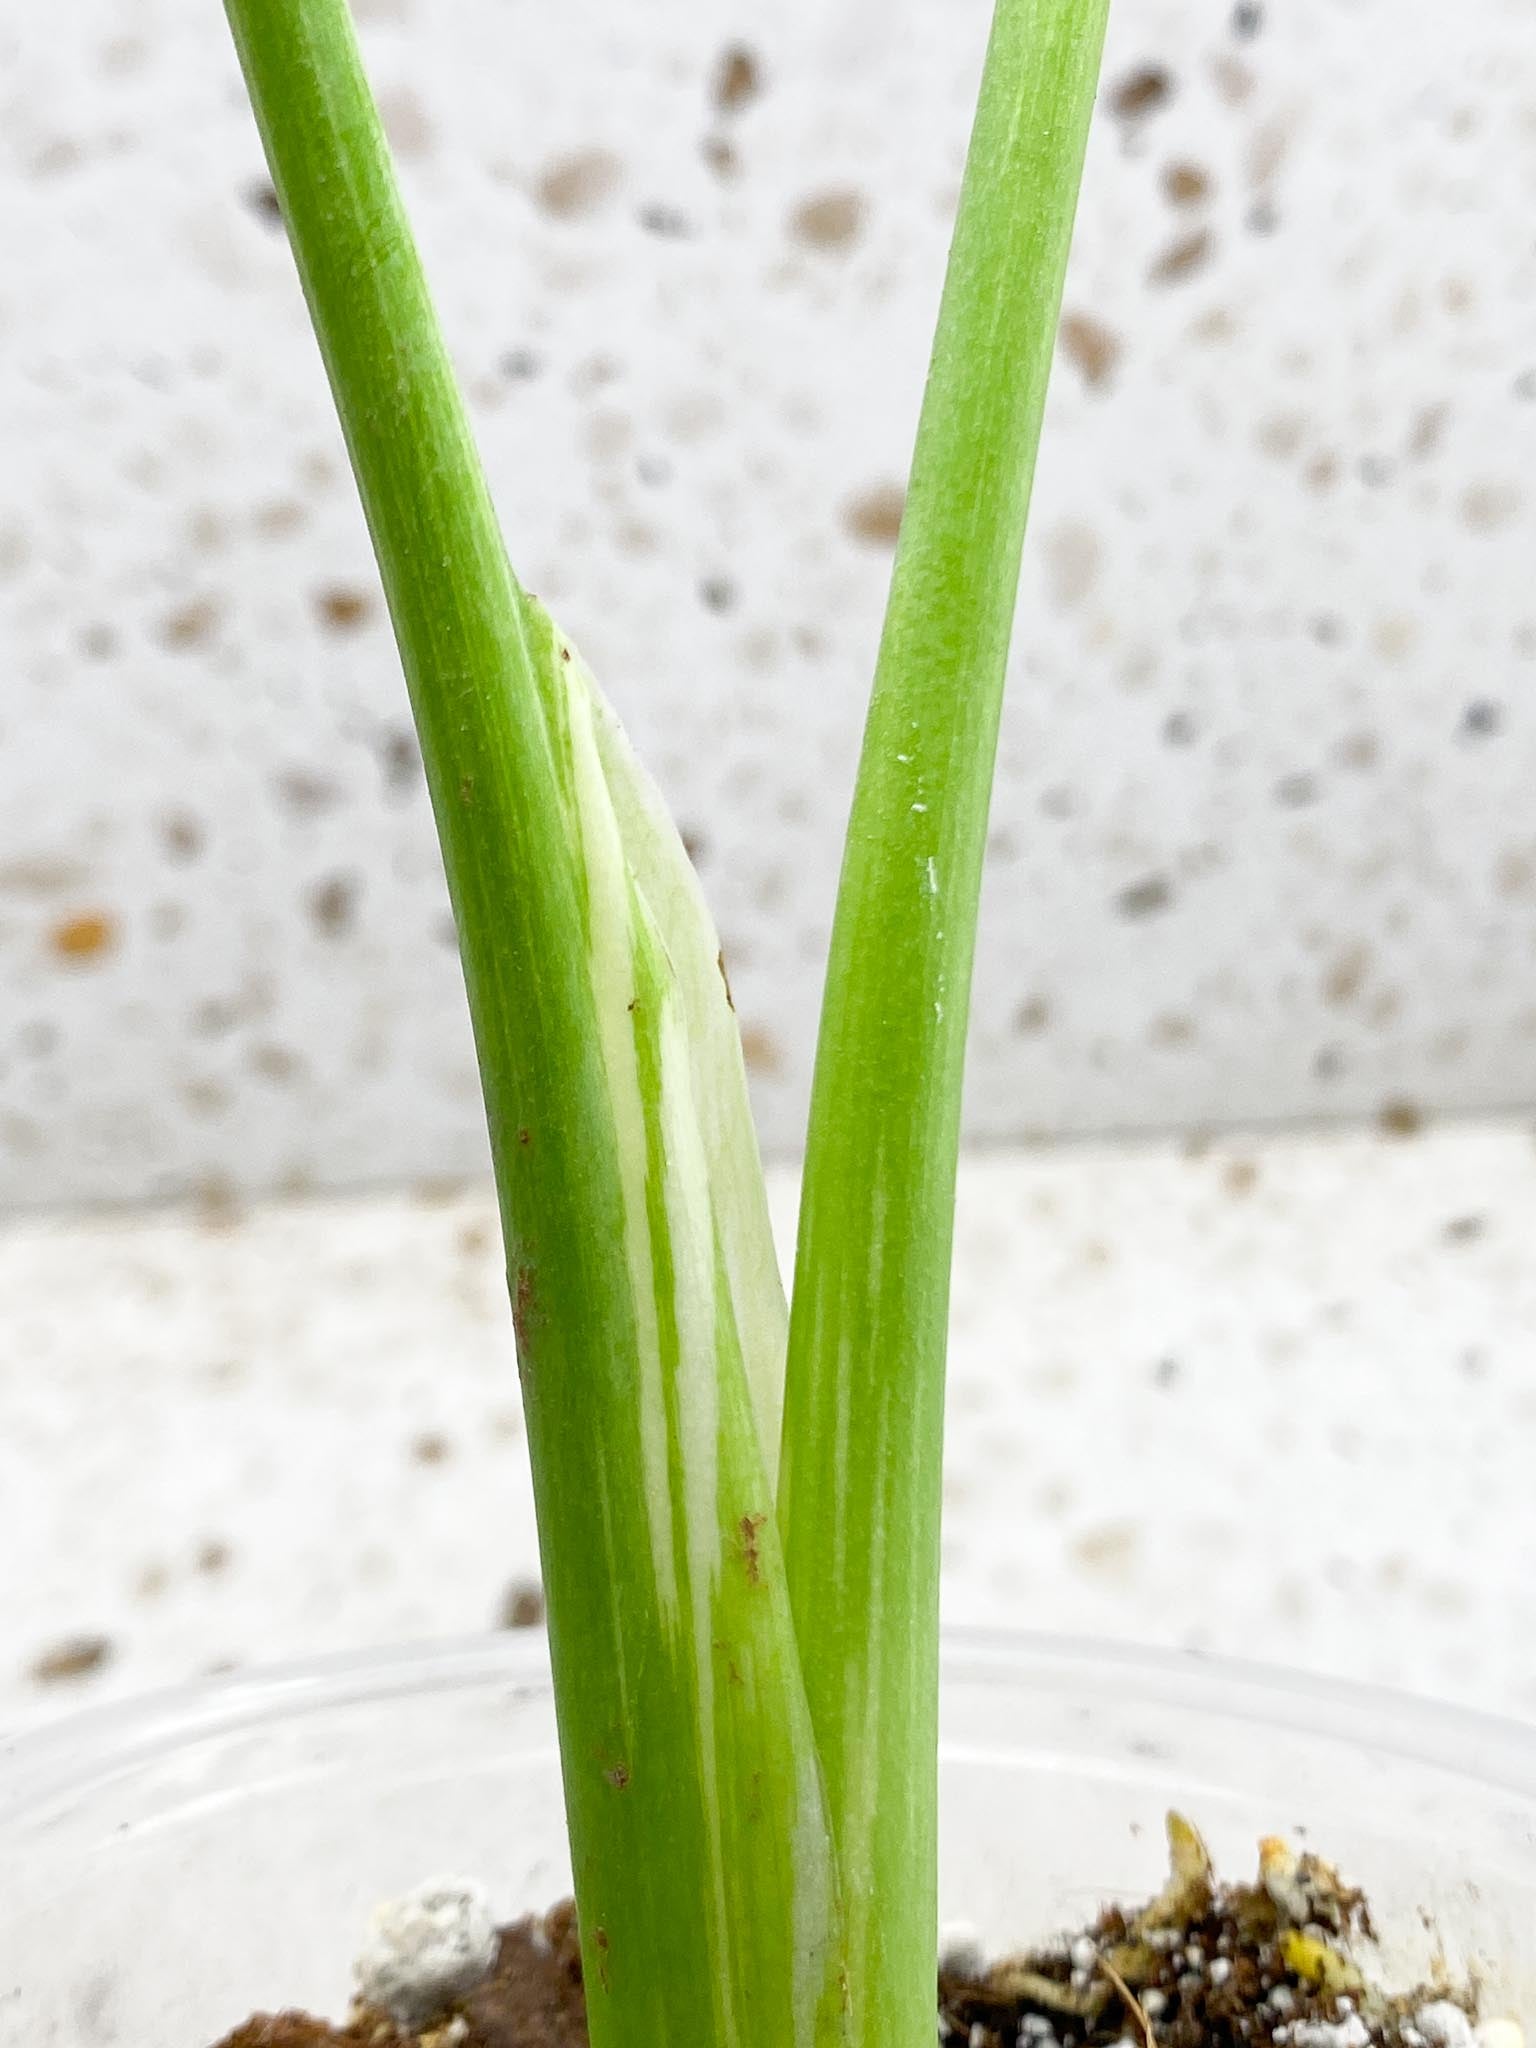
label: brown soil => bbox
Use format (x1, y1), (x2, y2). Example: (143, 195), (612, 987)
(211, 1820), (1473, 2048)
(938, 1819), (1465, 2048)
(212, 1903), (586, 2048)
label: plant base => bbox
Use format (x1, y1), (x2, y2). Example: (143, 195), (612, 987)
(207, 1819), (1499, 2048)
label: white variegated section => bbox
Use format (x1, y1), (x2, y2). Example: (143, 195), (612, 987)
(554, 634), (681, 1630)
(526, 600), (841, 2048)
(792, 1736), (844, 2047)
(638, 893), (737, 2048)
(581, 643), (791, 1483)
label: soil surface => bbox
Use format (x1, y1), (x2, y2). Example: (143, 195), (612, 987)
(938, 1818), (1473, 2048)
(214, 1902), (587, 2048)
(211, 1819), (1478, 2048)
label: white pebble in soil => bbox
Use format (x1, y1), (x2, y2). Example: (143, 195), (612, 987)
(1291, 2018), (1372, 2048)
(1416, 2007), (1477, 2048)
(352, 1875), (499, 2029)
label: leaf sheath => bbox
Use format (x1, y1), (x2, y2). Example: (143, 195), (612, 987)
(779, 6), (1112, 2045)
(220, 5), (844, 2042)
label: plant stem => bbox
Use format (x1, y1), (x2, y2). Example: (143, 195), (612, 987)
(220, 5), (844, 2043)
(778, 4), (1110, 2044)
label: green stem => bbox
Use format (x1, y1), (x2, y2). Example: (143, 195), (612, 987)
(779, 4), (1110, 2044)
(220, 6), (844, 2044)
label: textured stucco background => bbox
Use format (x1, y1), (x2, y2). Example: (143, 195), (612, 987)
(4, 3), (1536, 1747)
(7, 1127), (1536, 1733)
(4, 0), (1536, 1209)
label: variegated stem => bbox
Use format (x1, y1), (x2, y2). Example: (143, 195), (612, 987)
(580, 639), (788, 1481)
(219, 4), (845, 2043)
(525, 608), (847, 2048)
(779, 4), (1113, 2046)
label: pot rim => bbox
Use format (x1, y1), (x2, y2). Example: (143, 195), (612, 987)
(4, 1626), (1535, 1825)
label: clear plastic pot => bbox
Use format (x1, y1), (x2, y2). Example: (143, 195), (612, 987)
(3, 1630), (1534, 2044)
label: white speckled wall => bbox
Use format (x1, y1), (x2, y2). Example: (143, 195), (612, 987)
(4, 0), (1535, 1209)
(8, 1130), (1536, 1730)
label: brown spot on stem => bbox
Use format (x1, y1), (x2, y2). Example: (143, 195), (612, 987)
(513, 1264), (537, 1347)
(604, 1763), (631, 1790)
(717, 949), (736, 1010)
(739, 1511), (767, 1584)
